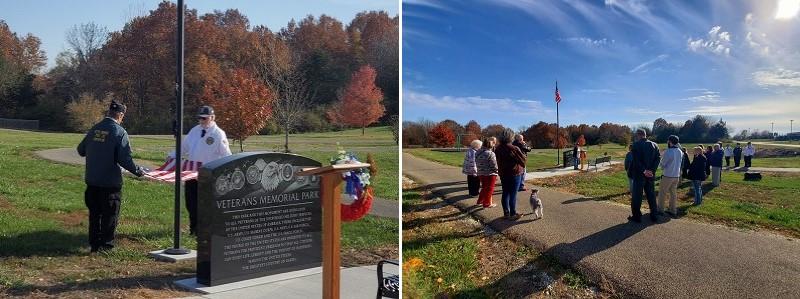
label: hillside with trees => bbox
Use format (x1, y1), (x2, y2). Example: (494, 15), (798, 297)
(0, 2), (398, 136)
(403, 115), (731, 148)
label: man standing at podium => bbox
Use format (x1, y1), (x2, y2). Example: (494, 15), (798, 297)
(171, 105), (232, 235)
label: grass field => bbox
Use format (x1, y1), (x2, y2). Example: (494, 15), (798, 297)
(529, 164), (800, 237)
(0, 127), (398, 297)
(406, 141), (800, 170)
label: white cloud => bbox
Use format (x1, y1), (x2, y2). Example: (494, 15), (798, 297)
(745, 32), (770, 56)
(625, 108), (665, 115)
(752, 68), (800, 88)
(687, 25), (732, 56)
(629, 54), (669, 73)
(404, 91), (547, 114)
(679, 90), (723, 103)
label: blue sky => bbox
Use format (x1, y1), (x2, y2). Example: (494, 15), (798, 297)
(1, 0), (397, 69)
(403, 0), (800, 135)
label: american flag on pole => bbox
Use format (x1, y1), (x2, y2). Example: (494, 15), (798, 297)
(555, 81), (562, 104)
(144, 157), (200, 183)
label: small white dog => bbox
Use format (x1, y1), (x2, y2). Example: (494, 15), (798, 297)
(529, 189), (543, 219)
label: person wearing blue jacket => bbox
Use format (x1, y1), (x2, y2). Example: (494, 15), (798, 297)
(709, 144), (724, 186)
(77, 101), (145, 252)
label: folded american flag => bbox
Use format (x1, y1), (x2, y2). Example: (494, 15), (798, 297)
(144, 157), (201, 183)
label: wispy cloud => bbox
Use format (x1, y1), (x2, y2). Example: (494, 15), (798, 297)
(625, 108), (666, 115)
(679, 90), (723, 103)
(752, 68), (800, 88)
(687, 25), (732, 56)
(629, 54), (668, 73)
(404, 90), (551, 116)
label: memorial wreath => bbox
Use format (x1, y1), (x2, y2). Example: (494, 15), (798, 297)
(330, 147), (376, 222)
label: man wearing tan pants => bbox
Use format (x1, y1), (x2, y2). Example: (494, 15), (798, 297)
(658, 135), (683, 217)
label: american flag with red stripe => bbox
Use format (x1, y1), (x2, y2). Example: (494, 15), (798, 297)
(555, 81), (562, 104)
(144, 157), (201, 183)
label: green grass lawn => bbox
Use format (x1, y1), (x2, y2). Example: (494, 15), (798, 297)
(0, 127), (398, 295)
(530, 164), (800, 237)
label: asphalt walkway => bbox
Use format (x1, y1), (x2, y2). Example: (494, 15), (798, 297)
(403, 152), (800, 299)
(34, 148), (397, 218)
(525, 161), (621, 179)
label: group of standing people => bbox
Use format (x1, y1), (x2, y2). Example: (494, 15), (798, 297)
(572, 144), (588, 170)
(624, 129), (758, 223)
(463, 129), (530, 220)
(722, 142), (756, 168)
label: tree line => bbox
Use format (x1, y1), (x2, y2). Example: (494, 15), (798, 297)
(0, 1), (398, 144)
(403, 115), (732, 148)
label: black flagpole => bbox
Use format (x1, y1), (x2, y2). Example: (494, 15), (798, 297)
(165, 0), (189, 255)
(556, 81), (560, 166)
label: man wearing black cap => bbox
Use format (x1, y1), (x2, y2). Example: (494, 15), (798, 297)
(77, 100), (146, 252)
(169, 105), (231, 235)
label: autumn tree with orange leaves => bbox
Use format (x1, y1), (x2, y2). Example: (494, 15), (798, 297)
(428, 123), (455, 148)
(201, 69), (275, 151)
(327, 65), (385, 135)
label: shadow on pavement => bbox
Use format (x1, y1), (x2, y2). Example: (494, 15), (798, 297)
(548, 222), (649, 266)
(562, 192), (630, 205)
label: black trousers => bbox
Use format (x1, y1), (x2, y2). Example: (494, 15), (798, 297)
(185, 179), (198, 234)
(744, 156), (752, 167)
(725, 156), (730, 167)
(84, 186), (121, 250)
(734, 155), (741, 167)
(631, 177), (657, 221)
(466, 175), (480, 196)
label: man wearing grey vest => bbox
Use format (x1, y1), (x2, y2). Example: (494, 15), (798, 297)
(77, 101), (145, 252)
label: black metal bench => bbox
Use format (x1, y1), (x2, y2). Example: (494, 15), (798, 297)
(377, 260), (399, 298)
(589, 156), (612, 172)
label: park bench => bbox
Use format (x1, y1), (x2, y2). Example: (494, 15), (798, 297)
(589, 156), (612, 172)
(377, 259), (399, 298)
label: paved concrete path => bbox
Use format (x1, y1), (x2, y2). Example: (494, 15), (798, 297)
(403, 153), (800, 299)
(177, 265), (396, 299)
(725, 165), (800, 173)
(525, 161), (621, 179)
(750, 141), (800, 148)
(34, 148), (397, 218)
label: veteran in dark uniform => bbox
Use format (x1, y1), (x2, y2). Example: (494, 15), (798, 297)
(77, 100), (145, 252)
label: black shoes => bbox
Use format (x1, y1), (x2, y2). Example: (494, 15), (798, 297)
(627, 216), (642, 223)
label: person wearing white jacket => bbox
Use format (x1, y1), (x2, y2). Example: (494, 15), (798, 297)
(658, 135), (683, 217)
(170, 105), (232, 234)
(743, 142), (756, 167)
(724, 144), (733, 168)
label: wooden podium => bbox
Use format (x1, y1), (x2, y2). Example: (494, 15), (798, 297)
(297, 163), (370, 299)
